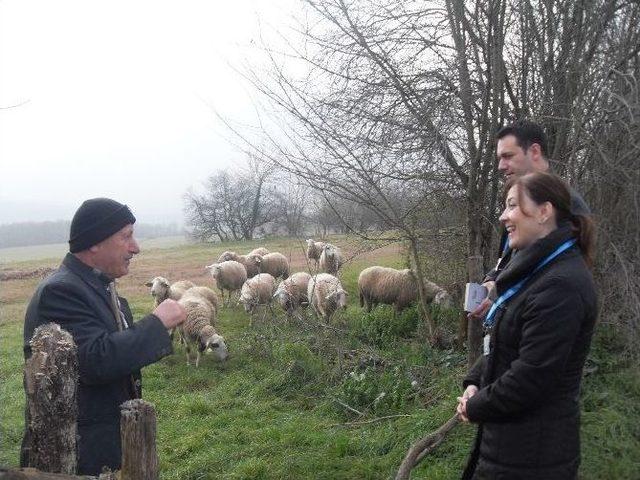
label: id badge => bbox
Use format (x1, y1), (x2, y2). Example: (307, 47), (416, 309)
(483, 334), (491, 356)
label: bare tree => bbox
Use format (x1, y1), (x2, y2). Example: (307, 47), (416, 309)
(184, 160), (276, 242)
(217, 0), (640, 352)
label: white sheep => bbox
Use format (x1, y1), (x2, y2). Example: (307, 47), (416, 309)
(319, 243), (344, 275)
(205, 260), (248, 306)
(216, 251), (260, 278)
(357, 266), (451, 314)
(177, 288), (228, 367)
(239, 273), (277, 323)
(144, 277), (196, 306)
(273, 271), (312, 316)
(251, 252), (290, 280)
(306, 239), (325, 268)
(307, 273), (348, 323)
(247, 247), (269, 257)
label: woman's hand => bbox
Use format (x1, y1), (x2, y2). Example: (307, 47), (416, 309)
(457, 385), (479, 422)
(468, 281), (496, 320)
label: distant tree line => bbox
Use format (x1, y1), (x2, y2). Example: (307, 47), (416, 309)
(184, 166), (389, 242)
(0, 221), (181, 248)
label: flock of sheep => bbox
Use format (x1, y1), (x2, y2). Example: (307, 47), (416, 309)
(145, 239), (450, 367)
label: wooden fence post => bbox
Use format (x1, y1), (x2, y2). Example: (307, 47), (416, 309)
(466, 255), (484, 369)
(120, 400), (158, 480)
(23, 324), (78, 475)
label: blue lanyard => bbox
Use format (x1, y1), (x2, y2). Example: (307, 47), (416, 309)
(484, 238), (577, 329)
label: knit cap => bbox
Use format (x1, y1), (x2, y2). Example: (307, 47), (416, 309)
(69, 198), (136, 253)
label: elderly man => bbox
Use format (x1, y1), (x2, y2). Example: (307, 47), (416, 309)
(469, 120), (590, 320)
(21, 198), (186, 475)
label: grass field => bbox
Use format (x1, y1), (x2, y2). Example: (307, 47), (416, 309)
(1, 236), (638, 479)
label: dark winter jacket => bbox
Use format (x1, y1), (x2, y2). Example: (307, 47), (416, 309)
(462, 226), (597, 479)
(21, 253), (172, 475)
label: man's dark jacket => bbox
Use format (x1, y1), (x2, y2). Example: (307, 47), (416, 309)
(21, 253), (172, 475)
(462, 226), (597, 479)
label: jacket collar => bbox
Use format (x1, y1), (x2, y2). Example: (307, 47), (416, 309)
(496, 225), (576, 294)
(62, 252), (113, 292)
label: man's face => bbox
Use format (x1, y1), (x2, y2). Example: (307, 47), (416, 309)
(497, 134), (536, 179)
(91, 224), (140, 279)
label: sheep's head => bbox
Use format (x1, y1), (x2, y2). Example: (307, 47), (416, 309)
(327, 288), (348, 310)
(205, 263), (222, 278)
(434, 289), (452, 308)
(239, 288), (256, 312)
(218, 251), (236, 262)
(273, 284), (293, 311)
(247, 254), (262, 266)
(145, 277), (170, 301)
(199, 333), (229, 362)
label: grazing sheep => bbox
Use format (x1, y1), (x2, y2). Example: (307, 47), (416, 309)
(307, 273), (348, 323)
(217, 251), (260, 278)
(178, 288), (228, 367)
(319, 243), (344, 275)
(239, 273), (277, 323)
(247, 247), (270, 257)
(205, 260), (248, 306)
(144, 277), (196, 306)
(184, 286), (219, 317)
(358, 266), (451, 314)
(273, 271), (312, 316)
(306, 239), (325, 268)
(251, 252), (290, 280)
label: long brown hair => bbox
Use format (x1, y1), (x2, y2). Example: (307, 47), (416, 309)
(505, 172), (595, 267)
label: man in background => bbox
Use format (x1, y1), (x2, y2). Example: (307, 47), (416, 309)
(469, 120), (590, 320)
(21, 197), (186, 475)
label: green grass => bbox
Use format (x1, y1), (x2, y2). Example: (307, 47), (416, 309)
(1, 236), (638, 479)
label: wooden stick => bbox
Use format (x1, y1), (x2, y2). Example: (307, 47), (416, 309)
(395, 414), (460, 480)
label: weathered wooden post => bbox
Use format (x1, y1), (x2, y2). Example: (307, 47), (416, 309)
(23, 324), (78, 475)
(466, 255), (484, 368)
(120, 400), (158, 480)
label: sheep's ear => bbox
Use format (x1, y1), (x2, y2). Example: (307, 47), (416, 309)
(325, 291), (336, 300)
(144, 281), (153, 287)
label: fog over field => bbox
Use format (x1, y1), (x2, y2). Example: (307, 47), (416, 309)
(0, 0), (297, 227)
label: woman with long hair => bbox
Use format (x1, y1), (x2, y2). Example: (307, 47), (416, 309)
(457, 172), (597, 479)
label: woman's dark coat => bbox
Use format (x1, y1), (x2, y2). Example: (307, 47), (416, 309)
(462, 226), (597, 480)
(21, 253), (172, 475)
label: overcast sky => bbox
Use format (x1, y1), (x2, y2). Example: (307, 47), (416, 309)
(0, 0), (297, 226)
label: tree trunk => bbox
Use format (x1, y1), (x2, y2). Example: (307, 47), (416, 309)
(407, 238), (437, 344)
(467, 256), (484, 368)
(120, 400), (158, 480)
(23, 324), (78, 475)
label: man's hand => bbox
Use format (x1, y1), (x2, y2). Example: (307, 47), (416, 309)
(468, 281), (496, 320)
(153, 299), (186, 329)
(456, 384), (479, 422)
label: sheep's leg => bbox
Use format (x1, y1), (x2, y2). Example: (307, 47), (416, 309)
(195, 351), (201, 368)
(185, 342), (192, 366)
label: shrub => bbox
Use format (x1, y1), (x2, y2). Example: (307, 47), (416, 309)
(352, 306), (420, 348)
(334, 366), (415, 417)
